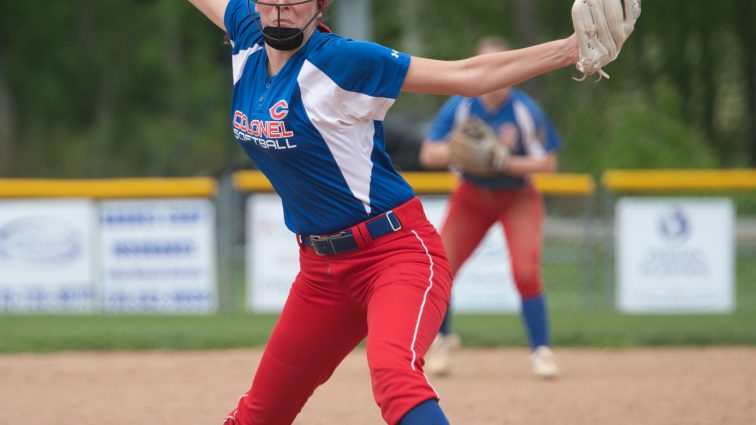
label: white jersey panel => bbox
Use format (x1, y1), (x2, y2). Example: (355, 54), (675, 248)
(452, 98), (472, 125)
(298, 61), (396, 215)
(232, 45), (263, 85)
(513, 100), (546, 159)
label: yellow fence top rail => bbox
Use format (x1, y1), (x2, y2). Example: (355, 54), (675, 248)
(394, 172), (460, 193)
(234, 170), (595, 196)
(0, 178), (217, 199)
(531, 173), (595, 195)
(603, 169), (756, 191)
(233, 171), (276, 192)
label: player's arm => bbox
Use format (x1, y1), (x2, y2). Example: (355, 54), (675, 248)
(402, 36), (578, 96)
(504, 153), (558, 177)
(419, 139), (452, 170)
(188, 0), (230, 30)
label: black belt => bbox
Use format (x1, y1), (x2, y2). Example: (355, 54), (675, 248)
(298, 211), (402, 256)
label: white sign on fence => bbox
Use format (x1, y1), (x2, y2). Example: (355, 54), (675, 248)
(245, 194), (518, 313)
(0, 200), (97, 312)
(100, 199), (217, 313)
(617, 198), (735, 313)
(246, 194), (300, 312)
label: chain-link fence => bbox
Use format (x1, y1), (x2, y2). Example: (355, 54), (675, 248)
(226, 170), (756, 315)
(541, 193), (599, 312)
(599, 192), (756, 313)
(601, 170), (756, 313)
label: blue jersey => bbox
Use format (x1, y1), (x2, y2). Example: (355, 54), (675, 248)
(426, 89), (562, 189)
(225, 0), (414, 234)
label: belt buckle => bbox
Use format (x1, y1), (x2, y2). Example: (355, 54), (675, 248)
(309, 231), (348, 256)
(386, 211), (401, 231)
(309, 231), (347, 242)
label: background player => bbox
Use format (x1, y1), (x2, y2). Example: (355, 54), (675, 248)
(420, 36), (562, 379)
(187, 0), (578, 423)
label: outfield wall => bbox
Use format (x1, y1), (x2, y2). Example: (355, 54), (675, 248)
(2, 170), (756, 314)
(234, 171), (596, 314)
(0, 179), (218, 313)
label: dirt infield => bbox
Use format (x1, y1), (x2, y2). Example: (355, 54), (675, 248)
(1, 347), (754, 424)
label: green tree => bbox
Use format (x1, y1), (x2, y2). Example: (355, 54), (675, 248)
(0, 1), (753, 178)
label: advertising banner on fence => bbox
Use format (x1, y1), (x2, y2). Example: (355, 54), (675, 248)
(0, 200), (97, 312)
(100, 199), (216, 313)
(246, 194), (518, 313)
(617, 198), (735, 313)
(246, 194), (300, 312)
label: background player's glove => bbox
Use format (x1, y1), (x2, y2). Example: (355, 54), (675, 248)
(571, 0), (641, 80)
(448, 118), (510, 176)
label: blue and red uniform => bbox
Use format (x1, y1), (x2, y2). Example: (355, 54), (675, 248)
(223, 1), (451, 424)
(427, 90), (562, 351)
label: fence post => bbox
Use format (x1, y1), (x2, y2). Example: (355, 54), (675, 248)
(216, 172), (241, 312)
(582, 189), (597, 310)
(602, 188), (615, 310)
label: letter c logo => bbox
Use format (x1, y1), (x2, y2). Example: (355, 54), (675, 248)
(269, 100), (289, 120)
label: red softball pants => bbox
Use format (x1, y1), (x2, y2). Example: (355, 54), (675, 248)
(224, 197), (452, 425)
(441, 180), (545, 299)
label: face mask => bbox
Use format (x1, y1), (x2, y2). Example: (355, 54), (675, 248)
(261, 26), (305, 51)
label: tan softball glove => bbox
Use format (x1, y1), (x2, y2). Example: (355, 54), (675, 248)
(571, 0), (641, 80)
(448, 118), (510, 176)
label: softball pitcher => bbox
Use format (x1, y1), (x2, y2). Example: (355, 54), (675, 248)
(186, 0), (581, 423)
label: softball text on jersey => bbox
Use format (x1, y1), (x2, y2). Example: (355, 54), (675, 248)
(233, 101), (298, 150)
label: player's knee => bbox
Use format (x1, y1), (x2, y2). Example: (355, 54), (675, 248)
(519, 285), (543, 300)
(513, 271), (543, 299)
(511, 258), (540, 285)
(369, 366), (439, 425)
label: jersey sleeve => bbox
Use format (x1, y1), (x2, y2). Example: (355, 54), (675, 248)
(307, 39), (411, 121)
(426, 96), (464, 143)
(224, 0), (262, 52)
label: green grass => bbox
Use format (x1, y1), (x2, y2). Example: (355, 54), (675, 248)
(454, 311), (756, 347)
(1, 311), (755, 354)
(2, 242), (752, 354)
(0, 313), (279, 353)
